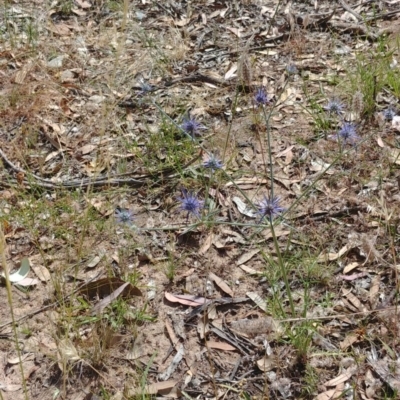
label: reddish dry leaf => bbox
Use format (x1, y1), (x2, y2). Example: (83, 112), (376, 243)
(205, 341), (236, 351)
(338, 272), (368, 281)
(209, 272), (233, 297)
(164, 292), (207, 307)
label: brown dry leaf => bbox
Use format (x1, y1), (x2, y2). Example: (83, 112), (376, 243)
(75, 0), (91, 8)
(230, 317), (283, 337)
(199, 232), (213, 255)
(165, 318), (179, 347)
(78, 277), (142, 299)
(226, 26), (242, 37)
(226, 177), (269, 188)
(256, 355), (275, 372)
(47, 22), (71, 36)
(343, 262), (360, 274)
(129, 380), (178, 396)
(392, 116), (400, 132)
(31, 263), (51, 282)
(316, 386), (344, 400)
(237, 249), (260, 266)
(342, 288), (368, 312)
(238, 264), (262, 275)
(264, 227), (291, 240)
(91, 282), (130, 315)
(209, 272), (233, 297)
(324, 369), (355, 386)
(197, 318), (210, 340)
(14, 62), (32, 84)
(317, 244), (351, 262)
(340, 333), (360, 350)
(174, 18), (190, 27)
(16, 277), (40, 286)
(0, 383), (22, 392)
(369, 275), (380, 308)
(164, 292), (207, 307)
(232, 196), (257, 218)
(57, 338), (80, 373)
(376, 135), (385, 147)
(80, 144), (97, 155)
(275, 145), (294, 164)
(246, 292), (267, 312)
(388, 148), (400, 164)
(205, 341), (236, 351)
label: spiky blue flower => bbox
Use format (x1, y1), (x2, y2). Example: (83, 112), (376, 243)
(177, 189), (204, 220)
(202, 153), (223, 172)
(383, 107), (396, 121)
(324, 98), (344, 115)
(256, 195), (285, 222)
(254, 87), (270, 106)
(181, 116), (206, 138)
(138, 80), (153, 95)
(115, 208), (135, 225)
(336, 122), (359, 145)
(286, 64), (298, 75)
(134, 75), (154, 96)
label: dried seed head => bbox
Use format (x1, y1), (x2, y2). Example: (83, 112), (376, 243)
(352, 90), (364, 115)
(240, 56), (253, 87)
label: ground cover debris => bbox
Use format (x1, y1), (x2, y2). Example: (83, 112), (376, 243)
(1, 0), (400, 399)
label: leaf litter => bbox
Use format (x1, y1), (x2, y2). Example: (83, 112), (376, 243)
(1, 0), (400, 399)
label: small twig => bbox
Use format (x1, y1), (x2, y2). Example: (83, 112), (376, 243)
(338, 0), (364, 22)
(0, 145), (201, 191)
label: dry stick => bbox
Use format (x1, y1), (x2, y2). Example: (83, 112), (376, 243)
(0, 144), (201, 190)
(0, 227), (29, 400)
(338, 0), (364, 22)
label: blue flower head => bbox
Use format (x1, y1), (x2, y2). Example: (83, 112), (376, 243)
(286, 64), (298, 75)
(115, 207), (135, 225)
(324, 98), (344, 115)
(383, 107), (397, 121)
(336, 122), (359, 145)
(254, 87), (270, 106)
(256, 195), (285, 222)
(203, 153), (223, 172)
(135, 74), (154, 96)
(177, 189), (204, 221)
(181, 115), (206, 138)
